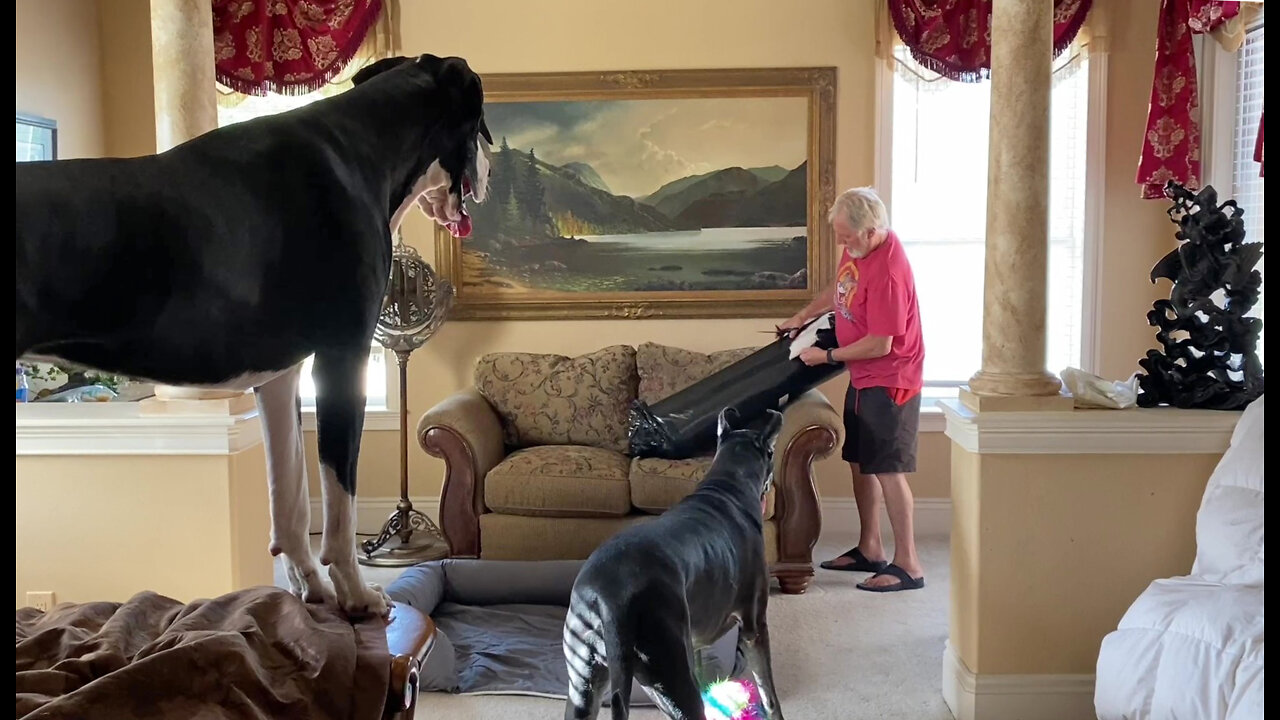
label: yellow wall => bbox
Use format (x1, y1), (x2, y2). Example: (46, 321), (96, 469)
(358, 0), (1171, 503)
(15, 0), (105, 159)
(17, 0), (1175, 506)
(295, 0), (891, 501)
(949, 448), (1221, 675)
(16, 446), (272, 608)
(97, 0), (156, 157)
(1096, 0), (1176, 381)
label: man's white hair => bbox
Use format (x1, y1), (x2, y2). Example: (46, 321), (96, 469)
(827, 187), (889, 233)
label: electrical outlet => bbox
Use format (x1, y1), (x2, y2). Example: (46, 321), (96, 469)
(26, 591), (55, 612)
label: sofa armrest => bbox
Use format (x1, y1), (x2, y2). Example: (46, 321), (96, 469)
(771, 388), (842, 594)
(416, 387), (507, 558)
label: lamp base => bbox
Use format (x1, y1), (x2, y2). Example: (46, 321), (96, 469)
(357, 533), (450, 567)
(357, 505), (450, 567)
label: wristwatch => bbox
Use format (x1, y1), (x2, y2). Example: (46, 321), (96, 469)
(826, 348), (838, 365)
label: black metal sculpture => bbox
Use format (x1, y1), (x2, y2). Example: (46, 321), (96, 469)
(1135, 181), (1264, 410)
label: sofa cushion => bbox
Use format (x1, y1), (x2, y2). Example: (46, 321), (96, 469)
(630, 456), (775, 520)
(635, 342), (756, 405)
(485, 445), (632, 518)
(475, 345), (638, 453)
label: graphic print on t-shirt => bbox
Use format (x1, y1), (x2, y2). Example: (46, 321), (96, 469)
(835, 252), (859, 321)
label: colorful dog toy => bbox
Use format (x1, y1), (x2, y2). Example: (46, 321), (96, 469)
(702, 678), (767, 720)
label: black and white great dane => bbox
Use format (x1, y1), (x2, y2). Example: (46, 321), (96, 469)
(15, 54), (491, 618)
(563, 407), (786, 720)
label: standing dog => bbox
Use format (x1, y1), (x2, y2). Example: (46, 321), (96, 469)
(15, 54), (491, 618)
(563, 407), (786, 720)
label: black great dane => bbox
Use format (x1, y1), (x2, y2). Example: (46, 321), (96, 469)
(563, 407), (787, 720)
(15, 54), (491, 618)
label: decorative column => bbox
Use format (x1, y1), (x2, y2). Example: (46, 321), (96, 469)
(150, 0), (242, 401)
(151, 0), (218, 154)
(963, 0), (1068, 410)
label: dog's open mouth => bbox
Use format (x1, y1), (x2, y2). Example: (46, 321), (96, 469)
(445, 176), (475, 238)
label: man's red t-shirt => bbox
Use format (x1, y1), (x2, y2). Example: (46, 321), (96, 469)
(833, 230), (925, 395)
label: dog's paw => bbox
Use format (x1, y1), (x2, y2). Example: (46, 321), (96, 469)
(338, 582), (392, 621)
(297, 578), (338, 606)
(280, 553), (337, 605)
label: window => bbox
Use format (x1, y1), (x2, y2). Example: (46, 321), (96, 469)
(1231, 19), (1264, 367)
(884, 48), (1094, 398)
(296, 347), (388, 410)
(1202, 12), (1265, 371)
(216, 83), (389, 410)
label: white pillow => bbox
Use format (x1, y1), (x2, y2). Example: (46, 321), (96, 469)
(1191, 394), (1264, 585)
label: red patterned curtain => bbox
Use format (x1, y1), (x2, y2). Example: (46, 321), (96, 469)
(886, 0), (1094, 83)
(1135, 0), (1240, 199)
(213, 0), (386, 96)
(1255, 112), (1263, 178)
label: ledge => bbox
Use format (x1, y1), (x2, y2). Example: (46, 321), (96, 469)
(15, 402), (402, 454)
(16, 402), (263, 456)
(938, 399), (1241, 455)
(920, 405), (947, 433)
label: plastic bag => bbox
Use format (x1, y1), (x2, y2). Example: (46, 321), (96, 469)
(628, 312), (843, 459)
(1061, 367), (1138, 409)
(39, 384), (118, 403)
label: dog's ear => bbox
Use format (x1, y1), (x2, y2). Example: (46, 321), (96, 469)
(717, 406), (741, 441)
(760, 409), (784, 453)
(479, 116), (494, 146)
(352, 56), (414, 86)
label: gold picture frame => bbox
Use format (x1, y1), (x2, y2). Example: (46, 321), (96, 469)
(435, 67), (836, 320)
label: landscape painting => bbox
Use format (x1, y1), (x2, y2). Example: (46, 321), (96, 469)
(435, 68), (836, 320)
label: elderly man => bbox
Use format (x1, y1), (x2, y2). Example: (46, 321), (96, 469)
(780, 187), (926, 592)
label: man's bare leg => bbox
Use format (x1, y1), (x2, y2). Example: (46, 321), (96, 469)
(824, 463), (887, 567)
(859, 471), (925, 588)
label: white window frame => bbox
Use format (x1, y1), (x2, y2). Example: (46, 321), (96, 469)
(1199, 19), (1264, 192)
(874, 47), (1107, 429)
(297, 346), (399, 431)
(1198, 14), (1265, 370)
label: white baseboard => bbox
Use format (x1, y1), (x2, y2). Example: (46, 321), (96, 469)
(309, 497), (440, 535)
(820, 497), (951, 538)
(942, 641), (1096, 720)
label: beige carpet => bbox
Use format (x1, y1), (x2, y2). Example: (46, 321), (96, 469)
(278, 533), (953, 720)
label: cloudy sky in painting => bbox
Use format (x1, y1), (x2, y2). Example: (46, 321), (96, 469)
(483, 97), (808, 198)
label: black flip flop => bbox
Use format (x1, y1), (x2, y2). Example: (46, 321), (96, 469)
(857, 563), (925, 592)
(819, 547), (889, 573)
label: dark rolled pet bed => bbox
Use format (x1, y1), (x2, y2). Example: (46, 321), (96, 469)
(628, 311), (843, 459)
(386, 559), (742, 705)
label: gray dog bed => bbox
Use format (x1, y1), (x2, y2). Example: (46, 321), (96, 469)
(386, 558), (742, 705)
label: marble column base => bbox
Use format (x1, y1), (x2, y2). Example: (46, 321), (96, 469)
(959, 386), (1074, 413)
(965, 369), (1065, 400)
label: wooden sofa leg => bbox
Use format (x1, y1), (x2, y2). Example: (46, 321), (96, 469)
(774, 568), (813, 595)
(772, 424), (834, 597)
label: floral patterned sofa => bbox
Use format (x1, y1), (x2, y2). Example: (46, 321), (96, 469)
(416, 343), (842, 593)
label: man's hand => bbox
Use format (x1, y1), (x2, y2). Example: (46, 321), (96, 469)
(798, 346), (831, 366)
(777, 313), (809, 338)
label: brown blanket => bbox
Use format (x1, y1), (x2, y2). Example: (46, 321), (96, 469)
(16, 587), (390, 720)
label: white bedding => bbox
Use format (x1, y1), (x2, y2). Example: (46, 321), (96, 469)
(1095, 395), (1264, 720)
(1095, 577), (1264, 719)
